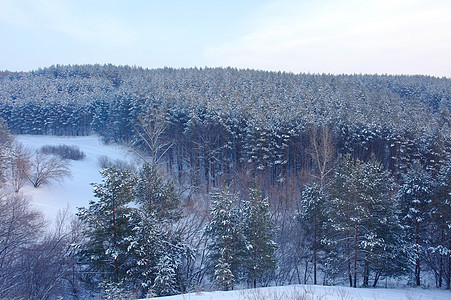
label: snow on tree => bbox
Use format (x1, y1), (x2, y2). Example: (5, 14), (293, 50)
(326, 155), (406, 287)
(205, 187), (245, 291)
(297, 181), (329, 285)
(241, 185), (277, 288)
(398, 161), (435, 286)
(76, 166), (135, 288)
(126, 162), (184, 297)
(152, 254), (179, 296)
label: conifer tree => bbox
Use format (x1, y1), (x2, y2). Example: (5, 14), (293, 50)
(127, 162), (183, 297)
(205, 187), (245, 291)
(297, 181), (328, 285)
(242, 186), (277, 288)
(398, 161), (435, 286)
(77, 166), (135, 289)
(430, 158), (451, 289)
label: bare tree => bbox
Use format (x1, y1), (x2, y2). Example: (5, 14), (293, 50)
(133, 109), (173, 165)
(8, 142), (32, 192)
(16, 208), (84, 299)
(0, 190), (46, 298)
(307, 125), (336, 189)
(25, 151), (71, 188)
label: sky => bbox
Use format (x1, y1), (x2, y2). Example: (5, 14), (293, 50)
(0, 0), (450, 77)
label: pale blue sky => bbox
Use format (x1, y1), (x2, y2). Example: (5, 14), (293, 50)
(1, 0), (450, 77)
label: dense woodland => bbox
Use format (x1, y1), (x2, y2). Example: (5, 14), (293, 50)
(0, 65), (450, 298)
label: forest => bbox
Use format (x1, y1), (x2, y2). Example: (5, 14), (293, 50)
(0, 64), (450, 298)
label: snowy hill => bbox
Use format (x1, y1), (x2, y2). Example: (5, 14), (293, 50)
(16, 135), (136, 222)
(149, 284), (450, 300)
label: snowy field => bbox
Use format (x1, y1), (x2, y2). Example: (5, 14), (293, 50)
(150, 284), (450, 300)
(16, 135), (136, 222)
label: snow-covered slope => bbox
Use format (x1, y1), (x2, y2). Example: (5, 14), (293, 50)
(16, 135), (136, 222)
(150, 284), (450, 300)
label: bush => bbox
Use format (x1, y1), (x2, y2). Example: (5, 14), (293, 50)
(40, 144), (86, 161)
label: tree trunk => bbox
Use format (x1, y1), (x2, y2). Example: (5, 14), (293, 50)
(446, 240), (451, 290)
(313, 215), (317, 285)
(353, 221), (358, 288)
(347, 229), (352, 287)
(415, 220), (421, 286)
(363, 259), (369, 287)
(373, 272), (381, 287)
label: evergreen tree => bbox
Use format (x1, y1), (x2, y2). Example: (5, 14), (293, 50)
(358, 155), (407, 287)
(152, 254), (179, 296)
(76, 166), (135, 289)
(430, 158), (451, 289)
(205, 187), (245, 291)
(242, 186), (277, 288)
(126, 162), (183, 297)
(398, 161), (435, 286)
(297, 181), (328, 285)
(134, 162), (180, 222)
(326, 155), (406, 287)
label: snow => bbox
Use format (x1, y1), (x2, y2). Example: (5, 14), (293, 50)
(16, 135), (136, 222)
(146, 284), (450, 300)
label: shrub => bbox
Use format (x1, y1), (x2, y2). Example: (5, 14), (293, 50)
(40, 144), (86, 161)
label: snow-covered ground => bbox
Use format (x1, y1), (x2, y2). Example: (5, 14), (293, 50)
(16, 135), (136, 222)
(150, 284), (450, 300)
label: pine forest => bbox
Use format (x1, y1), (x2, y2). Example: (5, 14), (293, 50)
(0, 64), (450, 298)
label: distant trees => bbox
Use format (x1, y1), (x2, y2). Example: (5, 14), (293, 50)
(40, 144), (86, 160)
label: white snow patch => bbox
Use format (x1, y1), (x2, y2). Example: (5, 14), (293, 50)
(147, 284), (451, 300)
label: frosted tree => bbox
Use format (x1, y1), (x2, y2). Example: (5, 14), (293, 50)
(398, 161), (434, 286)
(205, 187), (245, 291)
(429, 158), (451, 289)
(326, 155), (405, 287)
(152, 254), (179, 296)
(297, 181), (329, 285)
(242, 186), (277, 288)
(358, 156), (407, 287)
(134, 162), (180, 222)
(76, 166), (135, 289)
(127, 162), (183, 297)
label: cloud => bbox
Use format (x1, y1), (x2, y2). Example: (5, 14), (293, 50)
(205, 0), (451, 76)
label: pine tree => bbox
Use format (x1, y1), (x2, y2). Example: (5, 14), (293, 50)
(358, 155), (407, 287)
(398, 161), (435, 286)
(241, 186), (277, 288)
(431, 158), (451, 289)
(126, 162), (183, 297)
(152, 254), (179, 296)
(297, 181), (328, 285)
(134, 162), (180, 222)
(205, 187), (245, 291)
(326, 155), (406, 287)
(76, 166), (135, 288)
